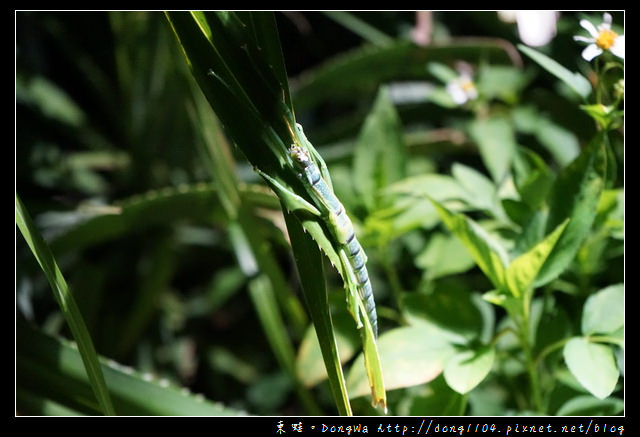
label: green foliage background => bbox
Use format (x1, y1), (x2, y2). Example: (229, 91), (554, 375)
(16, 11), (623, 416)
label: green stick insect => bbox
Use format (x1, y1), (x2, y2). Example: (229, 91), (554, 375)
(260, 124), (378, 335)
(257, 123), (386, 411)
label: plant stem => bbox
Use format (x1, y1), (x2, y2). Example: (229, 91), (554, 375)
(519, 292), (544, 413)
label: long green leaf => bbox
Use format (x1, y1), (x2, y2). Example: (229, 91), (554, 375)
(429, 198), (509, 290)
(16, 194), (115, 416)
(17, 320), (241, 415)
(505, 219), (569, 298)
(518, 44), (592, 100)
(50, 183), (229, 255)
(467, 116), (516, 184)
(191, 83), (318, 413)
(323, 11), (393, 46)
(353, 86), (407, 212)
(535, 132), (607, 285)
(293, 38), (522, 111)
(284, 210), (352, 415)
(167, 11), (385, 413)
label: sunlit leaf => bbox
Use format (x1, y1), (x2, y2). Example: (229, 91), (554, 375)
(563, 337), (618, 400)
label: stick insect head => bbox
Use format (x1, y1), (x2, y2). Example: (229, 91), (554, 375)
(289, 145), (312, 169)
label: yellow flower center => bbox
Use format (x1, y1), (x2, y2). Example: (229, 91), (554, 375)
(596, 29), (618, 50)
(460, 79), (475, 93)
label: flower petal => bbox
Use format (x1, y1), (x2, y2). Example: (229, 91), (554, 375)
(603, 12), (612, 25)
(580, 19), (600, 38)
(582, 44), (603, 61)
(610, 35), (624, 59)
(446, 83), (468, 105)
(573, 35), (593, 43)
(516, 10), (557, 46)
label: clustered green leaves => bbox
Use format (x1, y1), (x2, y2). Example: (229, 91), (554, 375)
(17, 11), (623, 416)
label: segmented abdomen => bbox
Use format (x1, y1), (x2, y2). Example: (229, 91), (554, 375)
(303, 159), (378, 337)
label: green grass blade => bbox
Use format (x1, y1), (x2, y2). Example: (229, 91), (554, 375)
(50, 183), (226, 255)
(323, 12), (393, 46)
(284, 209), (352, 415)
(167, 11), (385, 413)
(17, 320), (242, 415)
(17, 387), (86, 416)
(240, 11), (293, 112)
(16, 193), (115, 416)
(292, 39), (521, 111)
(188, 82), (318, 412)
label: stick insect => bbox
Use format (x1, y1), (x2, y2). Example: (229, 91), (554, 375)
(259, 123), (378, 337)
(258, 122), (386, 411)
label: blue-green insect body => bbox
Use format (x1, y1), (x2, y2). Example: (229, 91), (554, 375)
(289, 140), (378, 337)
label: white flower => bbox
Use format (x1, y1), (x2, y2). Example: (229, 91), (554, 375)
(498, 11), (559, 47)
(574, 13), (624, 61)
(446, 64), (477, 105)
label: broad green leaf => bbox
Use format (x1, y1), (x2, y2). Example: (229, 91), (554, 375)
(451, 163), (499, 216)
(502, 199), (533, 227)
(384, 173), (464, 199)
(467, 116), (516, 183)
(353, 86), (407, 212)
(443, 346), (495, 394)
(347, 326), (455, 398)
(530, 297), (571, 355)
(563, 337), (619, 399)
(511, 146), (554, 210)
(535, 132), (607, 286)
(476, 64), (529, 104)
(401, 376), (466, 416)
(17, 321), (241, 416)
(429, 198), (508, 289)
(16, 194), (115, 416)
(403, 289), (487, 344)
(555, 395), (624, 416)
(582, 284), (624, 335)
(518, 45), (591, 99)
(296, 305), (360, 388)
(534, 118), (580, 167)
(512, 106), (580, 167)
(415, 233), (476, 281)
(505, 219), (569, 298)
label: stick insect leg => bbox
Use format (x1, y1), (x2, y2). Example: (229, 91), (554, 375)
(254, 168), (322, 216)
(339, 248), (363, 329)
